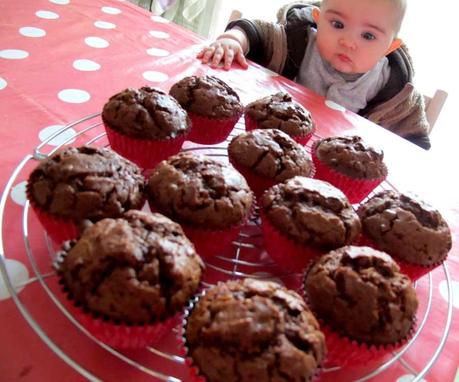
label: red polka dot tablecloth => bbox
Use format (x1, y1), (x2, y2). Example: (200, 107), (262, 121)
(0, 1), (458, 381)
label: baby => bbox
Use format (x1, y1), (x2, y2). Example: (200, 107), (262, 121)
(198, 0), (431, 149)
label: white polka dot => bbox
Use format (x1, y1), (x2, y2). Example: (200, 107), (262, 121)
(39, 124), (77, 146)
(396, 375), (428, 382)
(84, 36), (109, 48)
(101, 6), (121, 15)
(146, 47), (170, 57)
(19, 26), (46, 38)
(49, 0), (70, 4)
(94, 20), (116, 29)
(36, 10), (60, 19)
(0, 259), (29, 300)
(325, 99), (346, 112)
(0, 49), (29, 59)
(142, 71), (169, 82)
(0, 77), (7, 90)
(149, 30), (170, 39)
(58, 89), (91, 103)
(439, 280), (459, 309)
(151, 15), (169, 23)
(73, 59), (101, 71)
(10, 181), (27, 206)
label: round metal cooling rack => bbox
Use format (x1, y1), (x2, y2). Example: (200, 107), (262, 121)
(0, 113), (453, 382)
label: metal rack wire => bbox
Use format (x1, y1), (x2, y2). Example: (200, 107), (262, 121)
(0, 113), (453, 382)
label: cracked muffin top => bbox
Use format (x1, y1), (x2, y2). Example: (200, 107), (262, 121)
(147, 152), (253, 229)
(313, 135), (387, 179)
(358, 190), (452, 265)
(245, 92), (315, 137)
(27, 146), (145, 221)
(56, 210), (204, 324)
(228, 129), (313, 181)
(185, 278), (326, 382)
(169, 75), (243, 118)
(261, 176), (361, 249)
(102, 86), (190, 140)
(304, 246), (418, 345)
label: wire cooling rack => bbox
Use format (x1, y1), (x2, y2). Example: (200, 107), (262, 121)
(0, 113), (453, 382)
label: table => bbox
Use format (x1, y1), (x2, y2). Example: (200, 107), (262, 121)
(1, 1), (457, 381)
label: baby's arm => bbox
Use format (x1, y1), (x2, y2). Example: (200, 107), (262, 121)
(197, 29), (249, 70)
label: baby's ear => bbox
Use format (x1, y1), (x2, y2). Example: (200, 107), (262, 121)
(386, 38), (402, 55)
(312, 6), (320, 23)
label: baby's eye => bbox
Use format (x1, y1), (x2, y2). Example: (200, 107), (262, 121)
(362, 32), (376, 41)
(331, 20), (344, 29)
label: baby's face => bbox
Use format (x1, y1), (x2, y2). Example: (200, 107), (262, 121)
(315, 0), (401, 74)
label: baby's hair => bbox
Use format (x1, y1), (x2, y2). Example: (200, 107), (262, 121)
(393, 0), (407, 34)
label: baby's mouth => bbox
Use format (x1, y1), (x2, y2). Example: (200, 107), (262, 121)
(337, 54), (352, 63)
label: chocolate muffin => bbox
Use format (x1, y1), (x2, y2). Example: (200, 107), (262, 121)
(228, 128), (313, 184)
(169, 75), (243, 144)
(27, 146), (145, 224)
(358, 190), (452, 266)
(147, 152), (253, 230)
(244, 92), (315, 141)
(102, 86), (190, 140)
(313, 135), (387, 179)
(57, 210), (204, 324)
(261, 176), (360, 249)
(185, 278), (326, 382)
(304, 246), (418, 345)
(169, 75), (243, 119)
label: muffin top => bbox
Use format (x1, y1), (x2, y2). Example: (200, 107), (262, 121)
(147, 152), (253, 229)
(304, 246), (418, 345)
(358, 190), (452, 265)
(245, 92), (315, 137)
(56, 210), (204, 324)
(102, 86), (190, 140)
(169, 75), (243, 118)
(228, 128), (313, 181)
(261, 176), (361, 248)
(314, 135), (387, 179)
(27, 146), (145, 221)
(185, 278), (326, 382)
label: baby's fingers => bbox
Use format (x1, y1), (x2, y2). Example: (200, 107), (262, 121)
(223, 47), (235, 70)
(210, 46), (224, 68)
(235, 51), (249, 69)
(201, 46), (216, 64)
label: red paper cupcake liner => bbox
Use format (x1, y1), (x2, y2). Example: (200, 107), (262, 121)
(320, 321), (414, 367)
(311, 143), (386, 204)
(181, 223), (245, 259)
(187, 112), (241, 145)
(244, 114), (314, 146)
(74, 308), (176, 349)
(357, 235), (440, 281)
(229, 157), (277, 198)
(30, 203), (78, 244)
(105, 123), (186, 170)
(260, 209), (322, 273)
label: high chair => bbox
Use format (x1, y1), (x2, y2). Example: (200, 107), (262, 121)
(424, 90), (448, 133)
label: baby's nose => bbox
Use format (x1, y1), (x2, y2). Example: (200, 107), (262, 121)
(339, 37), (357, 50)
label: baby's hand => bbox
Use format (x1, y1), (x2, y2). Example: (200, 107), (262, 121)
(197, 38), (248, 70)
